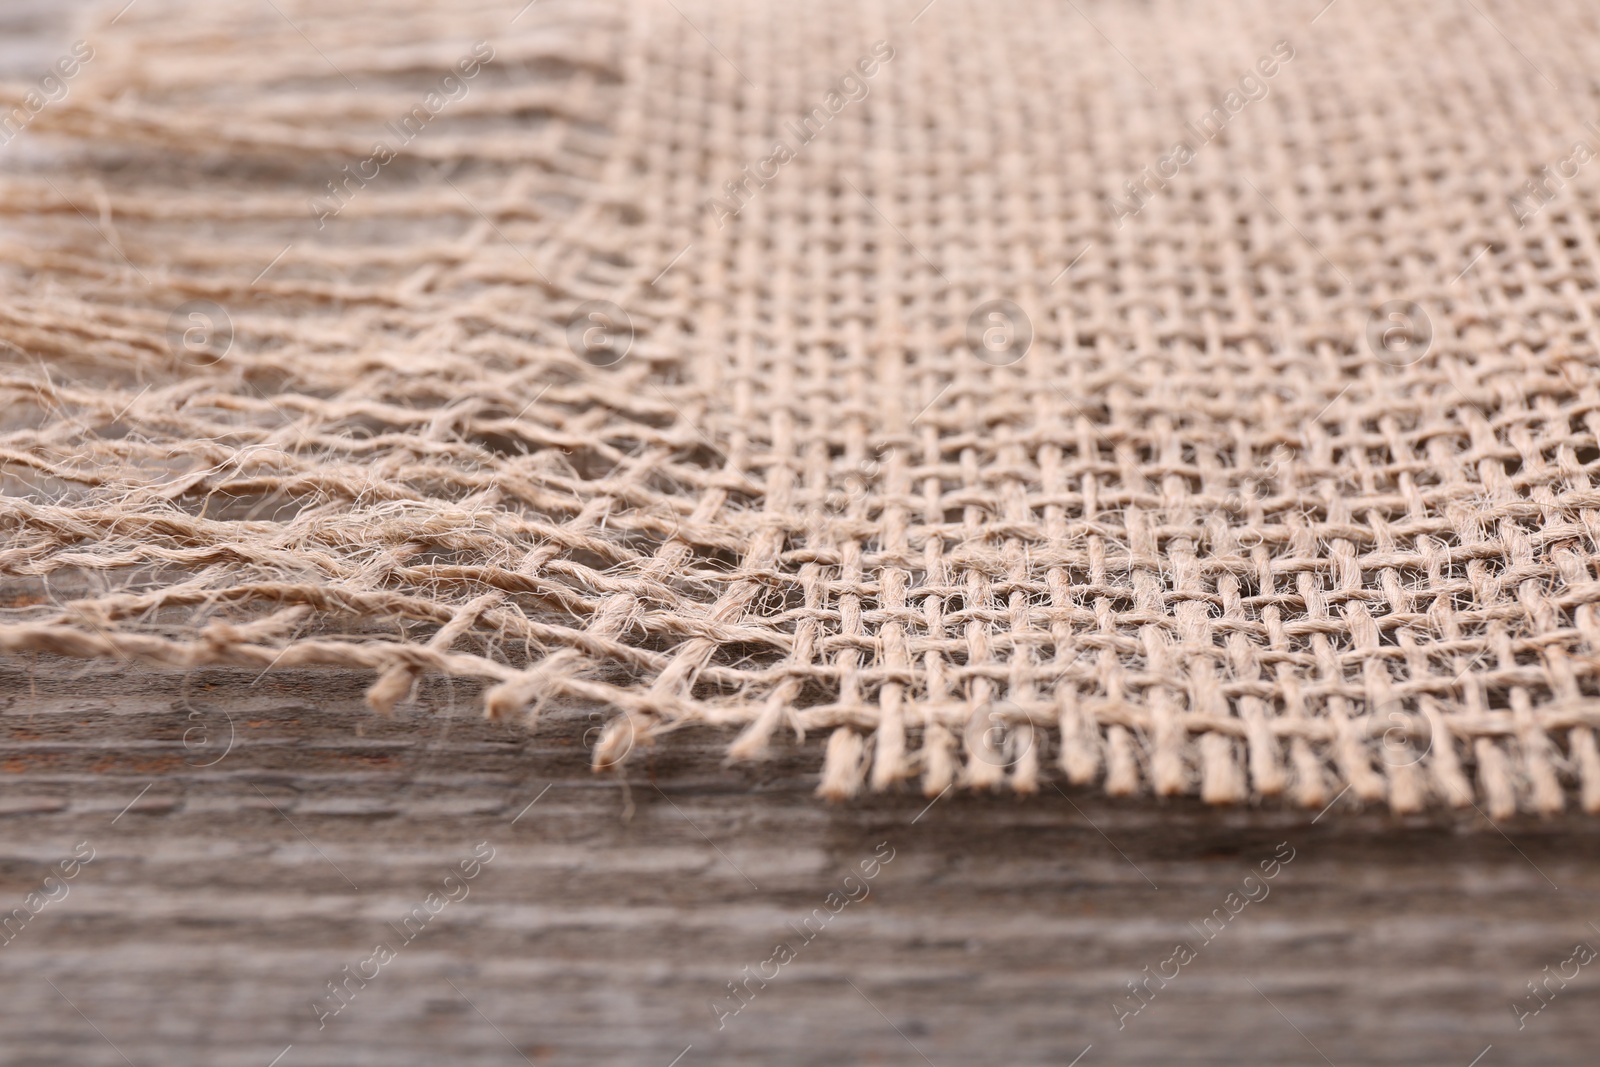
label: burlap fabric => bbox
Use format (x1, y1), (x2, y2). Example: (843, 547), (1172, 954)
(2, 0), (1598, 814)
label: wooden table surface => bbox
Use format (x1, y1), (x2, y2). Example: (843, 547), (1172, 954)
(1, 660), (1597, 1066)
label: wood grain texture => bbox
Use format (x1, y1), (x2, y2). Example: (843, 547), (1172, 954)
(1, 660), (1598, 1066)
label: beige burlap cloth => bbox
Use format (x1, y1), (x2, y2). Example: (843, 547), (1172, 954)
(2, 0), (1598, 814)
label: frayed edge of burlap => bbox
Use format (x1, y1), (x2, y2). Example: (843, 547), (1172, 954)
(5, 619), (1597, 819)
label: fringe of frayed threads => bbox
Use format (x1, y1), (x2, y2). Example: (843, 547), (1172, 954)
(3, 604), (1593, 818)
(798, 714), (1600, 819)
(370, 632), (1587, 819)
(388, 664), (1600, 819)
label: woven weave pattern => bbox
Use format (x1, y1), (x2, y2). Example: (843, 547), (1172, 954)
(4, 0), (1600, 814)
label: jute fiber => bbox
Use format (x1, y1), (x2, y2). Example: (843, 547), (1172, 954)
(3, 0), (1600, 814)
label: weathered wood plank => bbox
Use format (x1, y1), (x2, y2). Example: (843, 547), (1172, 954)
(1, 662), (1598, 1065)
